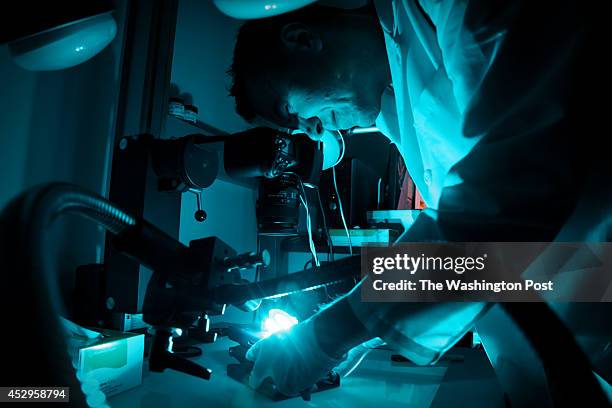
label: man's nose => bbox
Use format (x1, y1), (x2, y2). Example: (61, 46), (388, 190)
(298, 116), (324, 141)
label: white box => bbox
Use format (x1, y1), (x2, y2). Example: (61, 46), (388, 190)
(74, 329), (144, 397)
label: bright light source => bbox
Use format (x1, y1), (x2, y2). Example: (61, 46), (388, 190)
(262, 308), (298, 336)
(75, 46), (85, 52)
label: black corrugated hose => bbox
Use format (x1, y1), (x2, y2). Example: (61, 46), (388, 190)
(0, 183), (136, 407)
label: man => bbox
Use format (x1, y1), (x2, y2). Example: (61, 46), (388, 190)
(228, 0), (607, 400)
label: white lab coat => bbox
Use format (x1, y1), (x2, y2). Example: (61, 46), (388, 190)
(347, 0), (606, 366)
(374, 0), (490, 209)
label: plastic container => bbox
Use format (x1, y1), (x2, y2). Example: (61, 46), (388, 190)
(184, 104), (198, 123)
(169, 97), (185, 119)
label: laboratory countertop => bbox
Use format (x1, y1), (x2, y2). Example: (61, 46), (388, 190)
(108, 337), (504, 408)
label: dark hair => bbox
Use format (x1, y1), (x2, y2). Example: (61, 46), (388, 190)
(227, 19), (284, 122)
(228, 5), (344, 122)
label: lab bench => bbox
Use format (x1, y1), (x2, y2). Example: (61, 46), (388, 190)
(108, 337), (504, 408)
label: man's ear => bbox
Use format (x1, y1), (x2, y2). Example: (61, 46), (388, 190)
(281, 23), (323, 52)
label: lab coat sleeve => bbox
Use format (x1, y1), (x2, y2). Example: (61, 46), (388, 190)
(346, 279), (489, 365)
(435, 0), (595, 241)
(346, 1), (599, 363)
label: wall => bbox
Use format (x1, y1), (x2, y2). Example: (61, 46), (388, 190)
(172, 0), (257, 253)
(171, 0), (249, 134)
(0, 5), (127, 311)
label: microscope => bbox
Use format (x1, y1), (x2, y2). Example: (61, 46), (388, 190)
(133, 127), (357, 392)
(0, 126), (359, 401)
(1, 127), (607, 407)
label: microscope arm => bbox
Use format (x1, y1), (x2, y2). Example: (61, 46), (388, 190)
(209, 255), (361, 306)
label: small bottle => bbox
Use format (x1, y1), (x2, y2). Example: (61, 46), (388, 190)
(168, 97), (185, 119)
(184, 104), (198, 124)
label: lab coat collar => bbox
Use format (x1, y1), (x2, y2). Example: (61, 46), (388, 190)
(375, 86), (400, 145)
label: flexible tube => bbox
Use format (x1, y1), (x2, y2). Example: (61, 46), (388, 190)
(0, 183), (138, 408)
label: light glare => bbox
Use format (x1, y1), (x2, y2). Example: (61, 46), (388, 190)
(262, 308), (298, 336)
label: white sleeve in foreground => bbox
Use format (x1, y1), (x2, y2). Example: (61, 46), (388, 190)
(346, 277), (488, 365)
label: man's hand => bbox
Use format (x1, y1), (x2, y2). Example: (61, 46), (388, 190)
(245, 317), (344, 397)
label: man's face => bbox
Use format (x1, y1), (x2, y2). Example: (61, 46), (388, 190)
(244, 62), (382, 140)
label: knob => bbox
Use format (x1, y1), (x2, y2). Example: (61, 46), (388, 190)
(194, 209), (207, 222)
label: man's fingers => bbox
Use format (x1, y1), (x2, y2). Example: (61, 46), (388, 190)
(248, 360), (270, 390)
(300, 385), (317, 401)
(245, 341), (261, 362)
